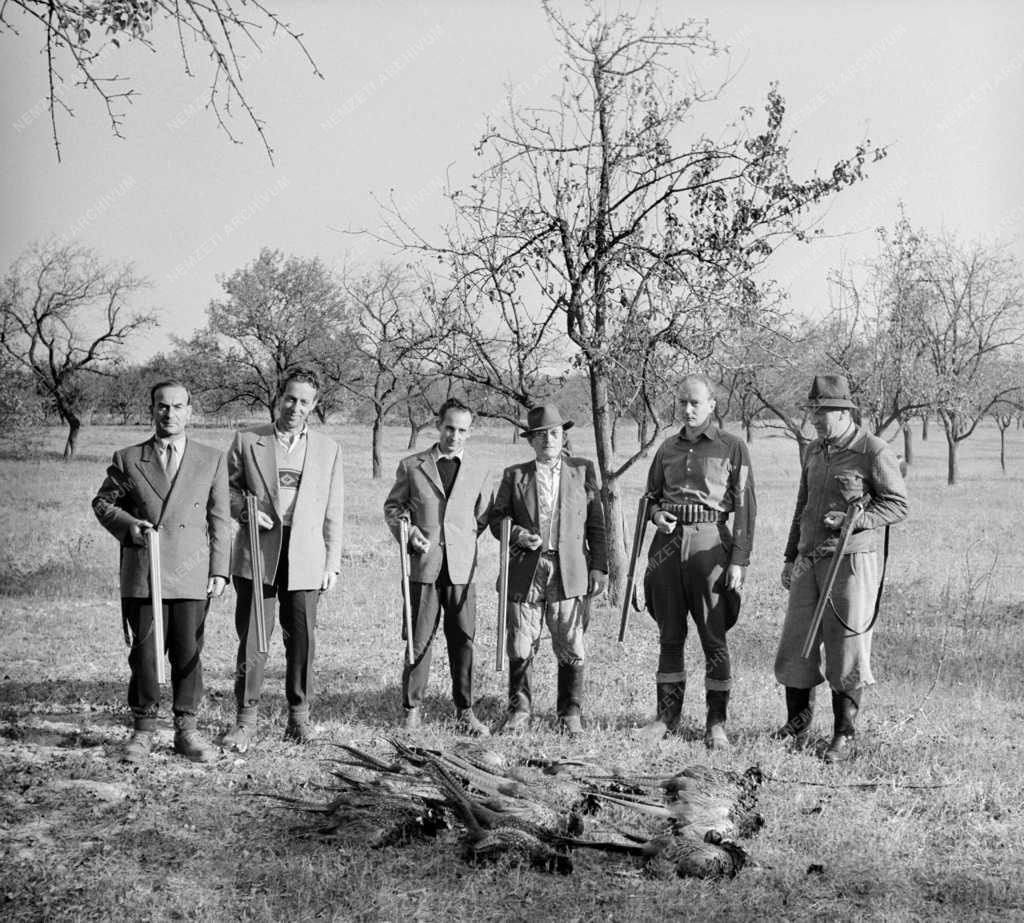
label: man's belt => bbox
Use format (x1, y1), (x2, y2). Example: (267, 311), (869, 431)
(661, 503), (727, 525)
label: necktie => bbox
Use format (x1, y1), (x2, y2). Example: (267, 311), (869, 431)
(164, 443), (179, 481)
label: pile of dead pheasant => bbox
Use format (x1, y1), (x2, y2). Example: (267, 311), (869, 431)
(265, 739), (764, 879)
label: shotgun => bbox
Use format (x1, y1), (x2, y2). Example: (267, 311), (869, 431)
(145, 528), (167, 684)
(495, 516), (512, 672)
(245, 493), (269, 655)
(398, 519), (415, 666)
(618, 494), (651, 643)
(801, 499), (867, 659)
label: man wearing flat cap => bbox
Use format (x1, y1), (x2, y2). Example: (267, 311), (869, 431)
(774, 374), (908, 762)
(638, 374), (756, 750)
(489, 405), (608, 736)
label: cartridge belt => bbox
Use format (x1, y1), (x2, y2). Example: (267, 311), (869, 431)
(661, 503), (727, 525)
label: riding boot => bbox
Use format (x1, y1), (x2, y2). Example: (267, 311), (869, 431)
(636, 681), (685, 742)
(772, 687), (814, 745)
(823, 688), (861, 763)
(556, 662), (585, 737)
(497, 657), (532, 734)
(704, 690), (730, 750)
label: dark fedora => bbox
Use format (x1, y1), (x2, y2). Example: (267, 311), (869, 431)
(520, 404), (574, 437)
(805, 374), (857, 410)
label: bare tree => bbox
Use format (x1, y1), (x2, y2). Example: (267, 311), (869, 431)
(375, 5), (883, 600)
(2, 0), (321, 161)
(0, 241), (154, 457)
(177, 248), (354, 421)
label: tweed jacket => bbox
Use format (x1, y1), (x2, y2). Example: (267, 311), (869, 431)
(489, 456), (607, 601)
(227, 424), (344, 591)
(92, 437), (231, 599)
(383, 447), (494, 585)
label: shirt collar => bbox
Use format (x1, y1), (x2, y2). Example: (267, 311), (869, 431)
(274, 424), (308, 446)
(535, 456), (562, 474)
(153, 434), (186, 451)
(432, 444), (464, 462)
(678, 420), (718, 443)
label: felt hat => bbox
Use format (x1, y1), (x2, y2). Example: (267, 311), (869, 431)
(805, 374), (857, 410)
(520, 404), (574, 437)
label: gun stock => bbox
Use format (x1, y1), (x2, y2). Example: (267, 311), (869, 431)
(801, 500), (866, 659)
(399, 519), (415, 666)
(495, 517), (512, 672)
(618, 495), (651, 643)
(146, 529), (167, 684)
(245, 494), (269, 655)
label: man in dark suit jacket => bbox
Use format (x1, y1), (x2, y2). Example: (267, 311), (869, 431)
(383, 398), (493, 735)
(93, 380), (230, 764)
(221, 367), (344, 750)
(489, 405), (608, 736)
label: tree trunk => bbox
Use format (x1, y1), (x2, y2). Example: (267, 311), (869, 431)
(999, 426), (1007, 474)
(921, 415), (929, 441)
(944, 429), (958, 486)
(902, 422), (914, 467)
(610, 415), (618, 455)
(744, 419), (754, 443)
(63, 414), (81, 459)
(589, 367), (627, 604)
(371, 410), (384, 479)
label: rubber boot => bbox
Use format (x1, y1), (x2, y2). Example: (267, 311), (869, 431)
(173, 714), (216, 763)
(823, 689), (861, 764)
(496, 657), (532, 734)
(636, 681), (685, 743)
(557, 662), (585, 737)
(772, 687), (814, 745)
(704, 690), (730, 750)
(221, 705), (258, 753)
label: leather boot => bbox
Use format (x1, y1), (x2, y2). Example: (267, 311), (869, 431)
(495, 657), (532, 734)
(636, 681), (685, 743)
(455, 708), (490, 737)
(704, 690), (730, 750)
(557, 663), (585, 737)
(120, 730), (153, 763)
(173, 714), (216, 763)
(772, 687), (814, 745)
(284, 706), (317, 744)
(221, 705), (258, 753)
(823, 689), (861, 764)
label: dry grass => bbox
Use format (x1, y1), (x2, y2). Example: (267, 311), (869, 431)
(1, 421), (1023, 922)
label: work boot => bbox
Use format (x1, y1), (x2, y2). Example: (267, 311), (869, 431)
(556, 662), (586, 738)
(704, 690), (730, 750)
(284, 706), (317, 745)
(636, 681), (685, 743)
(221, 706), (258, 753)
(771, 687), (814, 746)
(495, 657), (533, 734)
(402, 707), (422, 730)
(823, 689), (861, 764)
(173, 715), (216, 763)
(120, 730), (153, 764)
(455, 708), (490, 737)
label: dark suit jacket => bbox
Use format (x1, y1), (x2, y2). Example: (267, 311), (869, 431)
(383, 448), (494, 585)
(227, 424), (344, 591)
(489, 456), (607, 601)
(92, 437), (230, 599)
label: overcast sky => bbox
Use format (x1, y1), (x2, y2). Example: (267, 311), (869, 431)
(2, 0), (1022, 358)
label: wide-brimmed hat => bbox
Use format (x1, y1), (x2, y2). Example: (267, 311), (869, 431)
(520, 404), (574, 437)
(804, 374), (857, 410)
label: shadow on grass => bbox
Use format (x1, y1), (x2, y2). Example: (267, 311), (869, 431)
(0, 678), (126, 708)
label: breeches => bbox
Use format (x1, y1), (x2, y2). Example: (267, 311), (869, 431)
(774, 552), (880, 691)
(643, 523), (739, 691)
(402, 576), (476, 710)
(123, 596), (208, 719)
(507, 554), (587, 665)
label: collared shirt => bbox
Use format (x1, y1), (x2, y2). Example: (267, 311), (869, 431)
(645, 422), (756, 566)
(535, 457), (562, 552)
(431, 444), (463, 498)
(785, 424), (908, 561)
(153, 434), (186, 480)
(273, 426), (308, 526)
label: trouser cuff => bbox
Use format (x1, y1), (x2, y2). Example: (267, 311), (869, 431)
(655, 671), (686, 684)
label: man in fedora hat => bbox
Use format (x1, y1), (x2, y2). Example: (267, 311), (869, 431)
(489, 404), (608, 736)
(774, 373), (908, 762)
(638, 374), (756, 749)
(383, 398), (494, 736)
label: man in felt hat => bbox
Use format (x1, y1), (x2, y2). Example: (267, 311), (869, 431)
(383, 398), (494, 735)
(637, 374), (756, 749)
(774, 374), (908, 762)
(489, 404), (608, 736)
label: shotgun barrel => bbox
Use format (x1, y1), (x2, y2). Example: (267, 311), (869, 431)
(495, 516), (512, 672)
(245, 493), (269, 655)
(801, 500), (867, 660)
(398, 519), (415, 666)
(145, 528), (167, 684)
(618, 495), (651, 643)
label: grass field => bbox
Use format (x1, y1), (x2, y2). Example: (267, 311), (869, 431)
(1, 420), (1023, 922)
